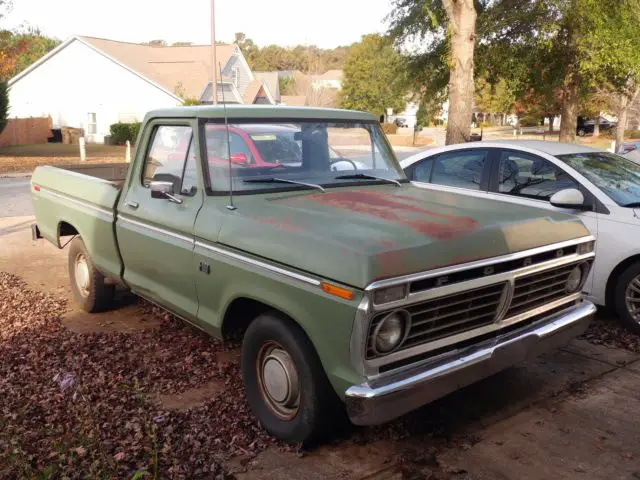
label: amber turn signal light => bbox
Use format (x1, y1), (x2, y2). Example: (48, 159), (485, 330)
(321, 282), (354, 300)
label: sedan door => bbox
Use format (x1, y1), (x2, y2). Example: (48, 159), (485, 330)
(485, 148), (599, 292)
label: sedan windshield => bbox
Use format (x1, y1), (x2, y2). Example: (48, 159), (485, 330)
(203, 121), (406, 192)
(556, 152), (640, 207)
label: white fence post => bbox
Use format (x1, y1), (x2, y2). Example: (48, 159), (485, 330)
(125, 140), (131, 163)
(79, 137), (86, 162)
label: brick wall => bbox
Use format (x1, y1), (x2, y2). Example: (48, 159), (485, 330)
(0, 117), (53, 148)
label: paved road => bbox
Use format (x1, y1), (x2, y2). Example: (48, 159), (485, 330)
(0, 178), (32, 218)
(0, 148), (431, 219)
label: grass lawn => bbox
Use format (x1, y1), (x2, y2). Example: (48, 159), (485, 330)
(0, 143), (127, 174)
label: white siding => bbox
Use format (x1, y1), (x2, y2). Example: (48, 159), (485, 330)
(9, 39), (180, 143)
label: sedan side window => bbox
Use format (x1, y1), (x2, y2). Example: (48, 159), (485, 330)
(431, 150), (488, 190)
(143, 125), (194, 194)
(498, 151), (578, 201)
(412, 158), (434, 182)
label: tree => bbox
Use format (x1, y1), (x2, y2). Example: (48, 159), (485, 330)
(279, 76), (296, 95)
(0, 80), (8, 134)
(478, 0), (640, 143)
(474, 76), (515, 125)
(0, 29), (59, 80)
(389, 0), (488, 144)
(340, 34), (407, 118)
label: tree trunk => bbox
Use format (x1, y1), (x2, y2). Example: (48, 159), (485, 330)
(615, 85), (640, 151)
(559, 76), (579, 143)
(548, 116), (554, 132)
(443, 0), (477, 145)
(593, 113), (600, 137)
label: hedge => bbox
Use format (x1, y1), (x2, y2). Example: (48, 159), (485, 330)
(109, 122), (141, 144)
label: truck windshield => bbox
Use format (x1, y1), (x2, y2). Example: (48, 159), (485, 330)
(556, 152), (640, 207)
(203, 121), (407, 192)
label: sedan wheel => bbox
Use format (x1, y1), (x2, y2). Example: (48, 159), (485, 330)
(614, 262), (640, 334)
(624, 275), (640, 325)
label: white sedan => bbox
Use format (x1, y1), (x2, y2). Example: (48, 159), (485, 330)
(401, 140), (640, 333)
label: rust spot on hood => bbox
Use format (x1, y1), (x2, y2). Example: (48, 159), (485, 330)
(250, 216), (303, 233)
(299, 191), (479, 240)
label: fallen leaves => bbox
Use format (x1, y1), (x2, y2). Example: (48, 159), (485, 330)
(0, 272), (274, 479)
(580, 316), (640, 353)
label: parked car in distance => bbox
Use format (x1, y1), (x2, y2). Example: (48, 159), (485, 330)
(31, 107), (596, 443)
(401, 140), (640, 333)
(394, 117), (407, 127)
(577, 116), (616, 137)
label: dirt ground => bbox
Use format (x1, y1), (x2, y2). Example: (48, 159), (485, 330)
(1, 215), (639, 479)
(0, 143), (126, 174)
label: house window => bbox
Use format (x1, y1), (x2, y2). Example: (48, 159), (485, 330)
(87, 113), (97, 134)
(232, 68), (240, 88)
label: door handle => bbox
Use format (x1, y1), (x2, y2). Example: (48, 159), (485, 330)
(126, 201), (139, 209)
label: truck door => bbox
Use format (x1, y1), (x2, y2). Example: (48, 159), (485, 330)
(116, 120), (203, 320)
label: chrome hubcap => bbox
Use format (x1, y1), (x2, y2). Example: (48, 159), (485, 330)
(74, 254), (91, 297)
(257, 342), (300, 419)
(625, 275), (640, 324)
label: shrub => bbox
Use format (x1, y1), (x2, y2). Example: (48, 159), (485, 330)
(0, 81), (8, 135)
(109, 122), (141, 144)
(381, 123), (398, 135)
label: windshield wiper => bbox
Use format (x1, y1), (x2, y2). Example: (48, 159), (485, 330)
(243, 177), (325, 193)
(334, 173), (402, 187)
(623, 202), (640, 208)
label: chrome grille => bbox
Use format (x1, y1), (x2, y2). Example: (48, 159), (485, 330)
(505, 262), (583, 318)
(366, 283), (506, 358)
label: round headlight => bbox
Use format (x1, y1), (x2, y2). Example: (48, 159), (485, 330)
(373, 311), (408, 354)
(566, 265), (583, 293)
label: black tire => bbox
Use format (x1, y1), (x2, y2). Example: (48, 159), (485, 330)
(68, 237), (115, 313)
(577, 128), (586, 137)
(613, 262), (640, 334)
(241, 313), (343, 443)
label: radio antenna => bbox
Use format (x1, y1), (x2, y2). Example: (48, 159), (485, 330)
(218, 62), (236, 211)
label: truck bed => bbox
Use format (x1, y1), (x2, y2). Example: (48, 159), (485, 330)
(30, 163), (129, 280)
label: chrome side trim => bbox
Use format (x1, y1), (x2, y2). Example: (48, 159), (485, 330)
(195, 239), (321, 287)
(117, 215), (193, 244)
(365, 235), (596, 291)
(371, 251), (595, 313)
(39, 187), (114, 220)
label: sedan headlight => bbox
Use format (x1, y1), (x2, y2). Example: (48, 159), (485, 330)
(372, 310), (410, 355)
(566, 264), (586, 293)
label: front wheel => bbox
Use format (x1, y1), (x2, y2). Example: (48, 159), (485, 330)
(577, 128), (586, 137)
(241, 313), (342, 443)
(613, 262), (640, 334)
(68, 237), (115, 313)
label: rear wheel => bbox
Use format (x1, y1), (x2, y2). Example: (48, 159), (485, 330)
(241, 313), (342, 443)
(68, 237), (115, 313)
(613, 262), (640, 334)
(577, 128), (586, 137)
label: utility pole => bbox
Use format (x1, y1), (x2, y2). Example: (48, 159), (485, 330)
(210, 0), (218, 105)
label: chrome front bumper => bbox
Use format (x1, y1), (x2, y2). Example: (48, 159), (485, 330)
(345, 301), (596, 426)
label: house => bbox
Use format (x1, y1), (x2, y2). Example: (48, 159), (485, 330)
(311, 70), (343, 90)
(8, 36), (276, 143)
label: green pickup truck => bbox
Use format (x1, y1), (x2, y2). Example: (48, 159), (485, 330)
(31, 106), (597, 443)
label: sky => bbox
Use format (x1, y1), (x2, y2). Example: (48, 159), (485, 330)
(4, 0), (393, 48)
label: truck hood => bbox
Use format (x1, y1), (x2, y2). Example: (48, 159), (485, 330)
(217, 185), (589, 289)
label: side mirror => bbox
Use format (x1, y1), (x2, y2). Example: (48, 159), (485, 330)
(150, 180), (183, 204)
(230, 152), (248, 165)
(550, 188), (589, 210)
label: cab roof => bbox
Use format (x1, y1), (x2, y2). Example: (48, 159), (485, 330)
(144, 105), (377, 122)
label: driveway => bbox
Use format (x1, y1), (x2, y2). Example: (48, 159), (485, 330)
(0, 177), (31, 218)
(1, 216), (639, 479)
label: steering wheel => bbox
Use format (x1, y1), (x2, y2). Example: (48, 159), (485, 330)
(330, 158), (358, 171)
